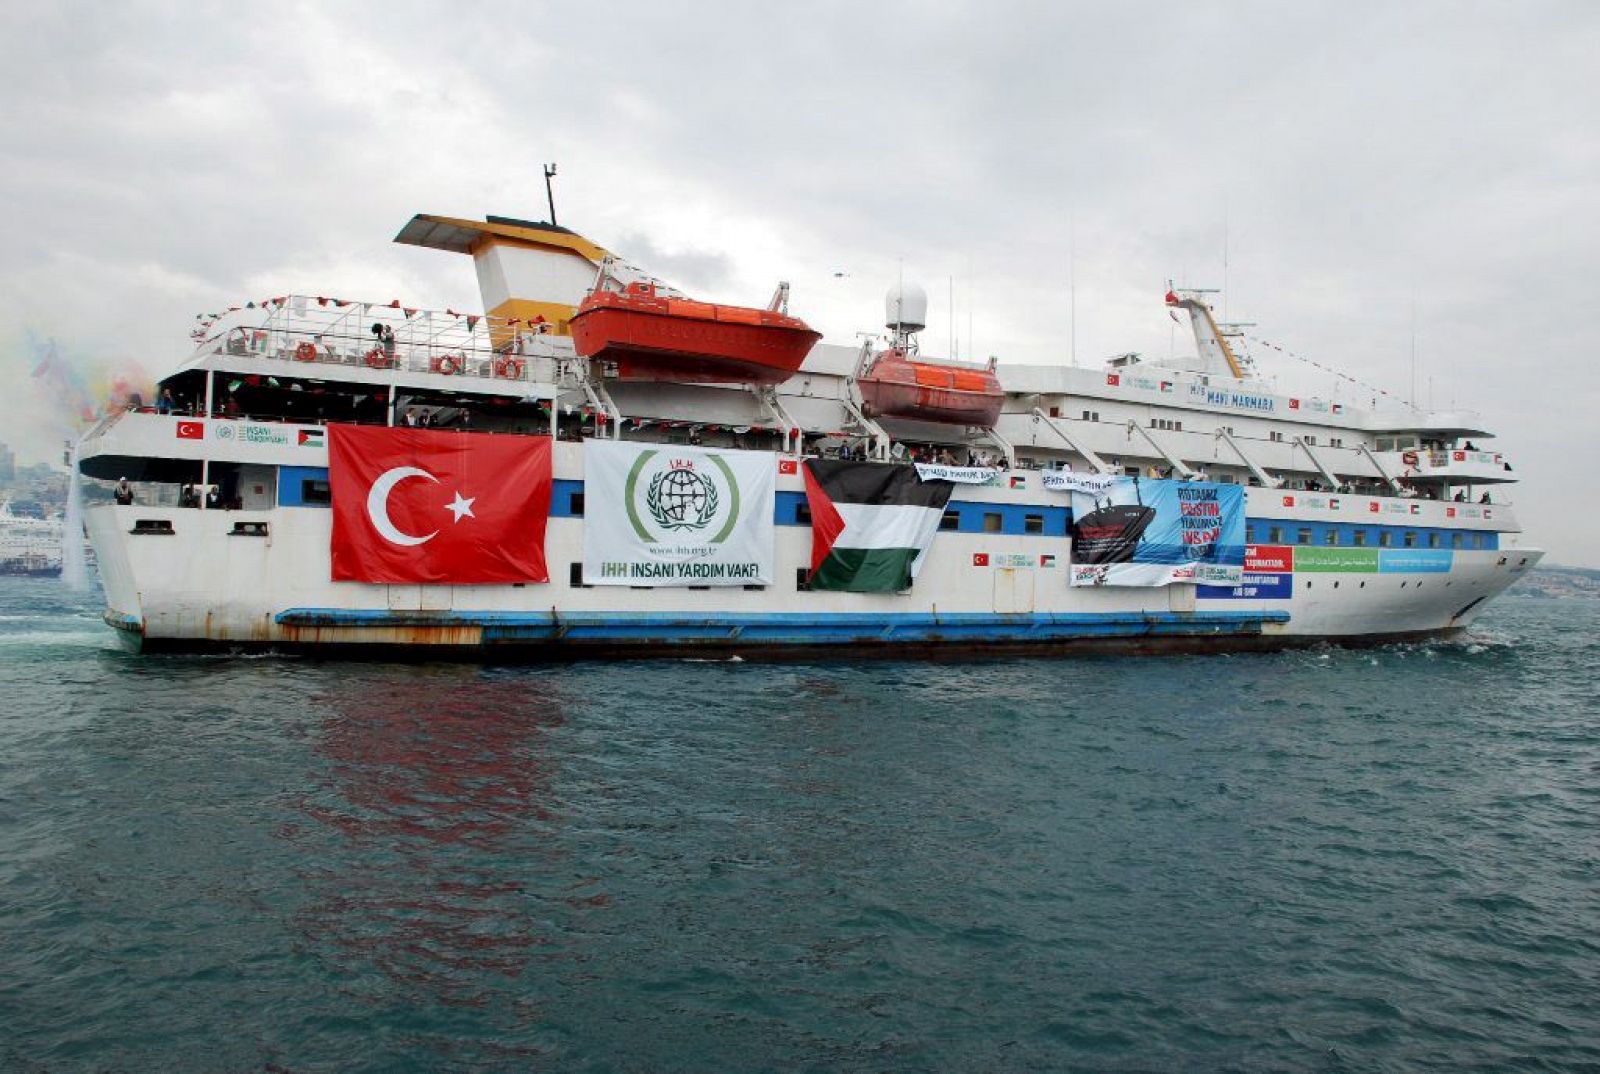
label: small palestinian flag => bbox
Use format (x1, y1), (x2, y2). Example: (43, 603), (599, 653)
(803, 460), (954, 592)
(298, 428), (325, 448)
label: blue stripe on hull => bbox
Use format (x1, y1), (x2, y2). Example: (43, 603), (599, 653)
(275, 608), (1289, 645)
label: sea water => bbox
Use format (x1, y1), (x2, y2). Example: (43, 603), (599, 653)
(1, 578), (1596, 1072)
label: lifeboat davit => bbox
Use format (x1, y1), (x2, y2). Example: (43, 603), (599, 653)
(857, 350), (1005, 427)
(568, 282), (821, 386)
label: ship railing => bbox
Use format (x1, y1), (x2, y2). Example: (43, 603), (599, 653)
(200, 295), (545, 383)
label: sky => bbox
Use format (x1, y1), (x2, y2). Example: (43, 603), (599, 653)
(1, 1), (1596, 564)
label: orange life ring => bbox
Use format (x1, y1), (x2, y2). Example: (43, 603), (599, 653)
(497, 357), (523, 379)
(437, 355), (458, 376)
(365, 347), (390, 369)
(294, 341), (318, 362)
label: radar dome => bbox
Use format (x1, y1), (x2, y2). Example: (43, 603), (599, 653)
(885, 281), (928, 334)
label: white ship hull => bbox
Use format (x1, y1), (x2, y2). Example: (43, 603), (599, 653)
(77, 213), (1542, 656)
(84, 443), (1540, 657)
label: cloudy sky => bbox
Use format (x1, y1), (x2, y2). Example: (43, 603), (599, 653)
(2, 1), (1596, 564)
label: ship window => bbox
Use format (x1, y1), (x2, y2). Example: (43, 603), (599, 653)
(1296, 528), (1312, 545)
(1324, 529), (1339, 546)
(1245, 525), (1256, 542)
(1330, 438), (1344, 448)
(1124, 466), (1140, 477)
(1474, 534), (1486, 550)
(1353, 529), (1367, 547)
(1024, 514), (1044, 534)
(1049, 406), (1061, 418)
(1174, 421), (1182, 431)
(230, 521), (269, 538)
(1269, 431), (1284, 442)
(743, 583), (765, 591)
(1376, 438), (1395, 452)
(795, 567), (812, 591)
(301, 479), (332, 505)
(1379, 531), (1393, 547)
(940, 509), (960, 531)
(1268, 526), (1283, 544)
(983, 512), (1003, 533)
(1081, 410), (1099, 422)
(569, 491), (585, 516)
(1404, 531), (1418, 547)
(1305, 435), (1317, 446)
(569, 562), (589, 588)
(796, 502), (812, 525)
(1428, 532), (1440, 549)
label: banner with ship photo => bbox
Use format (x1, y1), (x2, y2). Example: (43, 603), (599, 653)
(583, 440), (775, 586)
(1068, 477), (1245, 587)
(803, 460), (955, 592)
(328, 425), (553, 584)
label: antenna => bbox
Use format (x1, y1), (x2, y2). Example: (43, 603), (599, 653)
(949, 276), (955, 359)
(1069, 211), (1077, 368)
(543, 163), (558, 226)
(1410, 287), (1418, 410)
(1222, 197), (1230, 322)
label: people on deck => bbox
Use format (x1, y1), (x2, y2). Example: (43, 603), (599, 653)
(114, 478), (133, 505)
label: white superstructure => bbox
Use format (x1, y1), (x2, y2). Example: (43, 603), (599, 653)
(76, 214), (1541, 655)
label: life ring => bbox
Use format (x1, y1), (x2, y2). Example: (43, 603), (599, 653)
(365, 347), (390, 369)
(1401, 450), (1419, 466)
(437, 355), (458, 376)
(497, 357), (523, 380)
(294, 341), (318, 362)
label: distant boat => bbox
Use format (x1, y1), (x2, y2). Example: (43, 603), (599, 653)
(0, 500), (64, 577)
(569, 281), (820, 386)
(857, 349), (1004, 427)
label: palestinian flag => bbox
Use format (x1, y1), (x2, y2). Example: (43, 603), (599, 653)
(803, 460), (954, 592)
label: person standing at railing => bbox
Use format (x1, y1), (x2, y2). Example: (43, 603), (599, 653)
(370, 323), (397, 367)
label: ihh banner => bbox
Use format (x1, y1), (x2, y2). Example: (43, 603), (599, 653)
(1069, 478), (1246, 587)
(583, 440), (776, 586)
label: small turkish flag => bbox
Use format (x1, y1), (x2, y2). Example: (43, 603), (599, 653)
(778, 458), (799, 475)
(175, 420), (205, 439)
(1106, 373), (1120, 386)
(1289, 398), (1300, 410)
(973, 552), (989, 566)
(328, 425), (552, 584)
(1281, 495), (1295, 507)
(1369, 502), (1380, 513)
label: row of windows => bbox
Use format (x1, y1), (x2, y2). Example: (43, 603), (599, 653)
(1246, 522), (1494, 551)
(281, 472), (1498, 549)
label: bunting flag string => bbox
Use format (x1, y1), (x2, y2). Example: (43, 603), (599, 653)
(189, 294), (514, 344)
(1248, 334), (1422, 413)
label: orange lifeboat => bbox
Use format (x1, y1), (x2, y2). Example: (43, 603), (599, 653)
(857, 350), (1004, 427)
(568, 282), (821, 386)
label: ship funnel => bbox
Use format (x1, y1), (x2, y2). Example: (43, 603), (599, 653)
(885, 281), (928, 334)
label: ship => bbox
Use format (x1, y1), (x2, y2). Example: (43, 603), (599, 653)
(74, 212), (1542, 656)
(0, 501), (65, 577)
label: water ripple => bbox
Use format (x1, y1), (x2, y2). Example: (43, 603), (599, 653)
(0, 581), (1597, 1071)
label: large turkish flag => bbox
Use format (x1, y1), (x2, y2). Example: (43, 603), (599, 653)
(328, 425), (552, 584)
